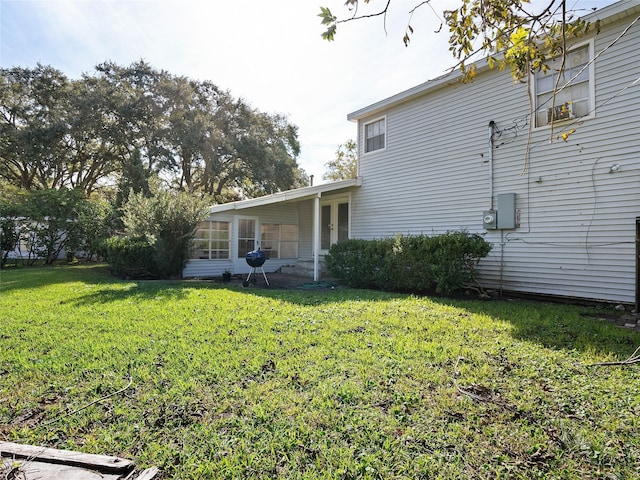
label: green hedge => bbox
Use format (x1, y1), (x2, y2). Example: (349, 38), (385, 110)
(325, 231), (492, 295)
(104, 236), (157, 279)
(324, 238), (394, 289)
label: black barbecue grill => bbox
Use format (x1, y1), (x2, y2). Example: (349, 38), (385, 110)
(243, 248), (270, 287)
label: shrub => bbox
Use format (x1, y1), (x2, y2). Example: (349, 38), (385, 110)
(104, 236), (157, 279)
(324, 238), (393, 289)
(0, 187), (117, 266)
(0, 187), (23, 267)
(72, 199), (117, 261)
(21, 188), (86, 264)
(120, 188), (207, 279)
(325, 231), (492, 295)
(0, 217), (20, 268)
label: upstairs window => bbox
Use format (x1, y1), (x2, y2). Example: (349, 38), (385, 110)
(365, 117), (385, 153)
(535, 43), (592, 127)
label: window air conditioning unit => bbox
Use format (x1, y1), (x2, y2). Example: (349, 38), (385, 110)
(547, 102), (573, 123)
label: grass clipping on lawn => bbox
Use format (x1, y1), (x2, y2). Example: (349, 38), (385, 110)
(1, 265), (639, 479)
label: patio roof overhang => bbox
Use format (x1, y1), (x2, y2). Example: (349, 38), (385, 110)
(208, 177), (362, 213)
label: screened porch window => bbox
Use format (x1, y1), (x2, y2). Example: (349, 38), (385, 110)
(261, 223), (298, 259)
(535, 44), (592, 127)
(191, 221), (230, 259)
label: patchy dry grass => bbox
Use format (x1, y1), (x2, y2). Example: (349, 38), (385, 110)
(1, 265), (639, 479)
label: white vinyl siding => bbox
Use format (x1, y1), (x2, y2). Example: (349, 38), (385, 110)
(296, 200), (314, 259)
(353, 68), (513, 238)
(350, 9), (640, 304)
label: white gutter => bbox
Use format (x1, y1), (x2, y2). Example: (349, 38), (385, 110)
(346, 70), (464, 122)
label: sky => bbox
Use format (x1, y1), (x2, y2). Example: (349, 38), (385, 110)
(0, 0), (613, 183)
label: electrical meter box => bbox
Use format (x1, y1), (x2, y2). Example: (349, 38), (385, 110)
(497, 193), (517, 229)
(483, 210), (497, 230)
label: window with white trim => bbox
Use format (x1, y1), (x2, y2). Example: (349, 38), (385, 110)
(191, 221), (230, 259)
(534, 44), (592, 127)
(364, 118), (385, 153)
(261, 223), (298, 259)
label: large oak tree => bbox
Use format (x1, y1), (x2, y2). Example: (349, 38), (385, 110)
(0, 61), (307, 201)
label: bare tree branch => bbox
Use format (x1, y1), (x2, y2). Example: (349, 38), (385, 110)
(335, 0), (392, 28)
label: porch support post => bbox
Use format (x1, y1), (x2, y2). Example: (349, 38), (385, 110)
(313, 193), (320, 281)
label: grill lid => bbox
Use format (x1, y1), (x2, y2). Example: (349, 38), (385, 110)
(245, 249), (266, 267)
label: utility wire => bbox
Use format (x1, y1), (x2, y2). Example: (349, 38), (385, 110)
(493, 12), (640, 148)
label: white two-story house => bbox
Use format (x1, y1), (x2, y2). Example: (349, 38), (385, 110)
(184, 0), (640, 306)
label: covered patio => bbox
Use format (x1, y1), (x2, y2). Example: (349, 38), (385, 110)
(183, 178), (362, 281)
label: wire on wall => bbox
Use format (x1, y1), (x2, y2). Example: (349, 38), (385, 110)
(491, 13), (640, 163)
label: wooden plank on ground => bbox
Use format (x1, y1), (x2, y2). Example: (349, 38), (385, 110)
(131, 467), (160, 480)
(0, 441), (134, 473)
(2, 458), (123, 480)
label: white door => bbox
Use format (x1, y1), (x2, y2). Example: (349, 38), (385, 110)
(320, 200), (349, 253)
(234, 217), (260, 272)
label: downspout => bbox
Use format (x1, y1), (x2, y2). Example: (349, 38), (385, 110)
(488, 120), (495, 210)
(500, 230), (505, 297)
(489, 120), (503, 295)
(313, 193), (320, 281)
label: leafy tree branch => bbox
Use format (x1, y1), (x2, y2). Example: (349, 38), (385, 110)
(319, 0), (593, 81)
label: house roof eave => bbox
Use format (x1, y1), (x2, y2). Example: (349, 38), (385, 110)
(347, 0), (640, 122)
(346, 68), (467, 122)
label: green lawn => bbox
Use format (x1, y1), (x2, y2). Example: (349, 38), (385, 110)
(1, 265), (639, 479)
